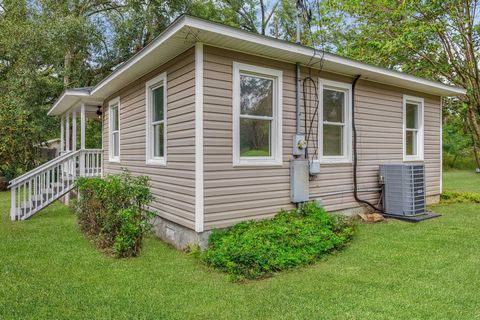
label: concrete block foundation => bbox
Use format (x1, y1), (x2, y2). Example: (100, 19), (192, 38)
(152, 215), (211, 251)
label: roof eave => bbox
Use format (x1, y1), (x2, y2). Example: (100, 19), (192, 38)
(47, 88), (96, 116)
(50, 15), (466, 115)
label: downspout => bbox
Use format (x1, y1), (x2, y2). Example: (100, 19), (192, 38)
(352, 75), (383, 212)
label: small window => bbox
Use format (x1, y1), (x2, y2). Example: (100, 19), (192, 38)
(403, 95), (424, 161)
(319, 79), (352, 163)
(233, 62), (282, 166)
(108, 97), (120, 162)
(146, 73), (167, 165)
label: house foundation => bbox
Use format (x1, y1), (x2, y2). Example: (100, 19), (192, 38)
(151, 215), (211, 251)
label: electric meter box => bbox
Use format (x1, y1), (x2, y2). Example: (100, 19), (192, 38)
(292, 134), (306, 156)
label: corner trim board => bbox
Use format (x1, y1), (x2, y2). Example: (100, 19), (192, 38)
(195, 42), (204, 233)
(440, 96), (443, 194)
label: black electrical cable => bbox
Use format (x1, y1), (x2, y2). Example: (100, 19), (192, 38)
(352, 75), (383, 213)
(303, 76), (320, 160)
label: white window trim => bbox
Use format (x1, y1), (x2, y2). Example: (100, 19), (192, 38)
(108, 96), (120, 163)
(403, 95), (424, 162)
(232, 62), (283, 166)
(145, 72), (167, 166)
(318, 78), (352, 164)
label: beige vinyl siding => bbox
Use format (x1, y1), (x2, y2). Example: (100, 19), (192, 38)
(103, 47), (196, 229)
(203, 45), (441, 230)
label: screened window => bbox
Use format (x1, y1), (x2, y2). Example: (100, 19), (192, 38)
(319, 79), (352, 163)
(233, 62), (283, 166)
(404, 95), (424, 161)
(146, 73), (167, 165)
(109, 97), (120, 162)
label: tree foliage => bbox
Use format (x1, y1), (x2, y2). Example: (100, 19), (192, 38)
(318, 0), (480, 168)
(1, 0), (478, 178)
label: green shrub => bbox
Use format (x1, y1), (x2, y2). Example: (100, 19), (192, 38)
(200, 202), (355, 281)
(75, 172), (154, 257)
(441, 191), (480, 204)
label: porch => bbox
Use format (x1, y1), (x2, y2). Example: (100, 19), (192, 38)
(9, 88), (104, 221)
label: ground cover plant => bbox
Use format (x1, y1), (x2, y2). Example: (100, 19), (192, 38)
(441, 191), (480, 204)
(199, 202), (355, 280)
(75, 172), (154, 257)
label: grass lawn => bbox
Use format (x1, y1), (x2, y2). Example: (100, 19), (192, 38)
(1, 171), (480, 319)
(443, 169), (480, 193)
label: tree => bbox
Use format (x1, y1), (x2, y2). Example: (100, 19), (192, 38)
(0, 0), (123, 179)
(319, 0), (480, 166)
(443, 106), (474, 169)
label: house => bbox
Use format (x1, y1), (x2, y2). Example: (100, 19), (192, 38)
(9, 15), (466, 249)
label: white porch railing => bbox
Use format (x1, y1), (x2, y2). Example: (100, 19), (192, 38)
(9, 149), (102, 221)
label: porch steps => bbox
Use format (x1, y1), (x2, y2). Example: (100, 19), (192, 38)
(9, 149), (103, 221)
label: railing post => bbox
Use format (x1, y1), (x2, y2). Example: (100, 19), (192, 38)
(80, 150), (85, 177)
(10, 186), (16, 221)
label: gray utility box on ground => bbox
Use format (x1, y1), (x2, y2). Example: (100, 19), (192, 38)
(380, 163), (426, 217)
(290, 159), (309, 203)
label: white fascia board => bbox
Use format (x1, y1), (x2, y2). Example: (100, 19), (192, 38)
(51, 15), (465, 118)
(48, 89), (91, 116)
(185, 16), (466, 97)
(90, 16), (187, 98)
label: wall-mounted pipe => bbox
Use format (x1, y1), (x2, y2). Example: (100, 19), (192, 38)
(295, 62), (301, 135)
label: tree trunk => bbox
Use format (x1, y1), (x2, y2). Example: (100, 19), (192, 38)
(64, 49), (73, 88)
(472, 135), (480, 169)
(467, 106), (480, 150)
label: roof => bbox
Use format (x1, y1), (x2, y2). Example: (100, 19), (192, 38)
(48, 15), (466, 115)
(48, 87), (101, 115)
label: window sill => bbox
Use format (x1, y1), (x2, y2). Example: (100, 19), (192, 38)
(146, 159), (166, 166)
(233, 159), (283, 167)
(403, 157), (424, 162)
(109, 158), (120, 163)
(319, 158), (352, 165)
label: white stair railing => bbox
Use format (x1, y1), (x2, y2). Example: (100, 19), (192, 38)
(9, 149), (102, 221)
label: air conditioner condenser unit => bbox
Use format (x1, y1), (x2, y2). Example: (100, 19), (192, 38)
(379, 164), (440, 222)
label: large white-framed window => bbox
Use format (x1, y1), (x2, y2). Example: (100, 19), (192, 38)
(403, 95), (424, 161)
(108, 97), (120, 162)
(146, 72), (167, 165)
(233, 62), (283, 166)
(318, 79), (352, 163)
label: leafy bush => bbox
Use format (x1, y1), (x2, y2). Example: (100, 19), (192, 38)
(75, 172), (154, 257)
(200, 202), (355, 281)
(441, 191), (480, 204)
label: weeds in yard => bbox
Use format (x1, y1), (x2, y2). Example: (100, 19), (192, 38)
(441, 191), (480, 204)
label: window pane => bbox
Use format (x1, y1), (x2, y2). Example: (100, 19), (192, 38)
(240, 75), (273, 117)
(111, 106), (119, 131)
(153, 86), (164, 122)
(406, 103), (418, 129)
(323, 89), (344, 123)
(323, 124), (343, 156)
(153, 123), (164, 158)
(113, 132), (119, 157)
(240, 118), (271, 157)
(406, 130), (417, 156)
